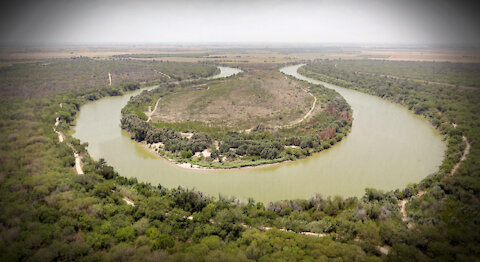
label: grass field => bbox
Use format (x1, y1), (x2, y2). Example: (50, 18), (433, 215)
(151, 64), (313, 129)
(2, 45), (479, 67)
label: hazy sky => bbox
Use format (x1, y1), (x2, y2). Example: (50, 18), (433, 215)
(1, 0), (479, 46)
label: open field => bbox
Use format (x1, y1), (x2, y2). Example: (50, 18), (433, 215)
(151, 64), (314, 128)
(2, 45), (480, 66)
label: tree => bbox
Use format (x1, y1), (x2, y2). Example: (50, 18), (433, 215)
(210, 148), (220, 159)
(181, 149), (193, 159)
(116, 226), (135, 243)
(260, 147), (279, 159)
(93, 181), (115, 198)
(146, 227), (175, 250)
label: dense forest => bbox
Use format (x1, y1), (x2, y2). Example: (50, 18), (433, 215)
(120, 74), (352, 168)
(312, 60), (480, 87)
(0, 58), (479, 261)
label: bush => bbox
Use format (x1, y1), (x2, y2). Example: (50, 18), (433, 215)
(116, 226), (136, 243)
(181, 149), (193, 159)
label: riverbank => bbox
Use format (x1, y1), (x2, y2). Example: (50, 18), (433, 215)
(297, 62), (469, 178)
(137, 138), (296, 171)
(54, 115), (84, 175)
(398, 131), (471, 227)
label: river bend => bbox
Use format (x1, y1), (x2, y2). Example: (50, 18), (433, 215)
(73, 65), (445, 203)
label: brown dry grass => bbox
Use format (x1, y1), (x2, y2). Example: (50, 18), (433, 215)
(2, 45), (478, 65)
(151, 64), (313, 129)
(363, 49), (480, 63)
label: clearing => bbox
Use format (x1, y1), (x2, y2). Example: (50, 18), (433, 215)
(151, 64), (314, 129)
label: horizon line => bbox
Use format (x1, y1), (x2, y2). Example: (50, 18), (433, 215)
(1, 41), (479, 49)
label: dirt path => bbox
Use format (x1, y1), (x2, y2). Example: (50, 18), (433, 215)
(74, 152), (84, 175)
(154, 69), (171, 79)
(450, 135), (471, 176)
(237, 223), (328, 238)
(398, 190), (424, 223)
(122, 196), (135, 206)
(398, 199), (409, 222)
(298, 89), (317, 123)
(261, 226), (326, 237)
(54, 115), (84, 175)
(54, 117), (65, 142)
(146, 98), (161, 122)
(377, 246), (390, 255)
(273, 86), (317, 129)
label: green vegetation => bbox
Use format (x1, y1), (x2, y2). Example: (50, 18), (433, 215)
(307, 59), (480, 87)
(0, 57), (479, 261)
(0, 73), (374, 261)
(300, 59), (480, 261)
(120, 67), (351, 168)
(299, 60), (479, 177)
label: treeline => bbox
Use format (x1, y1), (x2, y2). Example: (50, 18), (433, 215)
(314, 59), (480, 87)
(301, 60), (480, 260)
(121, 114), (211, 155)
(120, 81), (352, 168)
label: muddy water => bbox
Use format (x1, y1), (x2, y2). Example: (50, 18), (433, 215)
(73, 65), (445, 203)
(210, 66), (242, 79)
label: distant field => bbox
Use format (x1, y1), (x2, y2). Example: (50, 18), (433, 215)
(151, 64), (313, 129)
(1, 45), (479, 65)
(0, 58), (218, 98)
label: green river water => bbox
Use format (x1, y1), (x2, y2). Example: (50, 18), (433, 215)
(73, 65), (445, 203)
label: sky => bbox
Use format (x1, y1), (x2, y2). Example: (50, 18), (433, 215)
(0, 0), (479, 46)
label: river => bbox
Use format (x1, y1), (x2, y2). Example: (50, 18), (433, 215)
(73, 65), (445, 203)
(210, 66), (242, 79)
